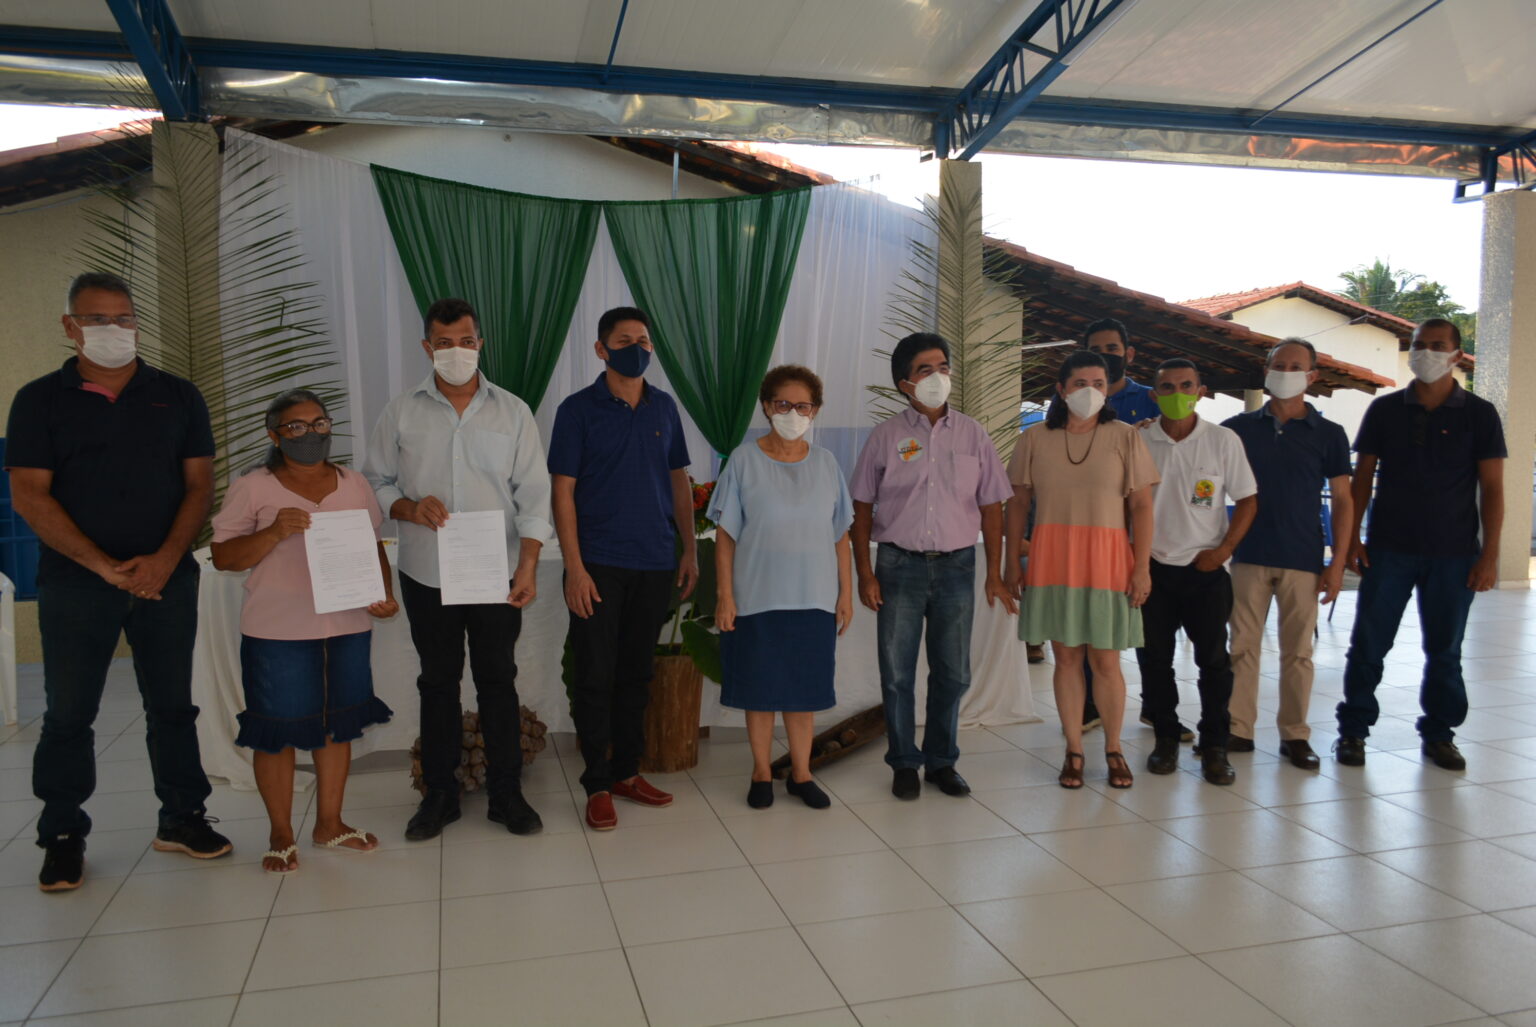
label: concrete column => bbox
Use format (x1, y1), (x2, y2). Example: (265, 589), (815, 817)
(1476, 189), (1536, 586)
(1243, 388), (1264, 412)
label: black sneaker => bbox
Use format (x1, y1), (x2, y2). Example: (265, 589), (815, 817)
(1334, 736), (1367, 767)
(487, 791), (543, 835)
(1422, 739), (1466, 771)
(892, 768), (920, 800)
(39, 835), (85, 892)
(152, 815), (233, 860)
(405, 789), (461, 841)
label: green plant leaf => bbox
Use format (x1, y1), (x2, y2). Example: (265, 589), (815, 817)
(679, 620), (723, 684)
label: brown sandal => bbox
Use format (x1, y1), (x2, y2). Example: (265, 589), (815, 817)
(1106, 751), (1134, 789)
(1059, 751), (1085, 789)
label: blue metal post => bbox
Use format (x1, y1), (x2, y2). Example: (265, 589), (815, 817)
(102, 0), (202, 120)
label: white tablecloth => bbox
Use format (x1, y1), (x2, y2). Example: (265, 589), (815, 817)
(192, 542), (1036, 789)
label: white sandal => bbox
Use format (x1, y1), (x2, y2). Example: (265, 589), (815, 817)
(262, 845), (299, 875)
(314, 828), (376, 852)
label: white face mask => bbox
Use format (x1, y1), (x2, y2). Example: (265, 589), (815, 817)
(770, 410), (811, 441)
(1265, 369), (1310, 400)
(1063, 386), (1105, 420)
(433, 346), (480, 387)
(79, 324), (137, 369)
(910, 372), (951, 409)
(1408, 348), (1456, 384)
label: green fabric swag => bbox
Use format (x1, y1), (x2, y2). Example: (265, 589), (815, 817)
(603, 189), (812, 458)
(371, 165), (600, 409)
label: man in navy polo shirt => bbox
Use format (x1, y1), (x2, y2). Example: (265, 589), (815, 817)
(1223, 338), (1354, 771)
(5, 271), (231, 893)
(1336, 318), (1506, 771)
(549, 307), (698, 831)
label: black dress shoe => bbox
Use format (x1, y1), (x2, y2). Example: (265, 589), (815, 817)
(1334, 737), (1366, 767)
(1146, 737), (1181, 775)
(488, 791), (543, 835)
(892, 768), (920, 800)
(1422, 739), (1466, 771)
(923, 766), (971, 796)
(1201, 747), (1236, 785)
(1226, 735), (1255, 753)
(748, 780), (775, 809)
(786, 778), (831, 809)
(405, 789), (461, 841)
(1279, 739), (1320, 770)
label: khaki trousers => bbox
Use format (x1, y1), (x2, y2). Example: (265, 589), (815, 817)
(1229, 562), (1319, 741)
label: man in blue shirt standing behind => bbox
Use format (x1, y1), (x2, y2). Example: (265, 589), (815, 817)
(549, 307), (699, 831)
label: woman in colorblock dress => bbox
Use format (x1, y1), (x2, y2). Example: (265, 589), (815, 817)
(1004, 351), (1158, 790)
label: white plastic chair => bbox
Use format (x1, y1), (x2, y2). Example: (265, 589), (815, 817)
(0, 572), (16, 726)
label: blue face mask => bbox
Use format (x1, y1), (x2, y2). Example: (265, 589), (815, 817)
(604, 343), (651, 379)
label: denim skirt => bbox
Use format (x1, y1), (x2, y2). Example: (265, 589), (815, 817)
(720, 609), (836, 712)
(237, 631), (393, 754)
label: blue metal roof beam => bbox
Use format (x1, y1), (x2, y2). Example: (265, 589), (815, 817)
(1454, 128), (1536, 202)
(101, 0), (201, 120)
(940, 0), (1138, 160)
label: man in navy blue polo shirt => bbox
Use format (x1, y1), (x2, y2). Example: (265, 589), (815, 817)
(1223, 338), (1354, 771)
(549, 307), (698, 831)
(1336, 318), (1506, 771)
(5, 271), (231, 893)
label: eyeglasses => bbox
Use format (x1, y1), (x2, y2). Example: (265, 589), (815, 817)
(275, 418), (333, 437)
(429, 339), (481, 350)
(768, 400), (816, 416)
(70, 314), (138, 329)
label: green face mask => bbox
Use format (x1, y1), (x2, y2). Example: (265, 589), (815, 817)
(1155, 391), (1201, 420)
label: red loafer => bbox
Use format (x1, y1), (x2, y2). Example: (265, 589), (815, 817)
(611, 776), (673, 808)
(585, 792), (617, 831)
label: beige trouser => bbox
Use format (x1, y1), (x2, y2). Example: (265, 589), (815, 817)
(1229, 562), (1319, 741)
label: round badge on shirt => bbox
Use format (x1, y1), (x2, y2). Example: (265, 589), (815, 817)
(897, 438), (924, 462)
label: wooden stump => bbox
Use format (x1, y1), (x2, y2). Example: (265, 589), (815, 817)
(641, 654), (703, 773)
(769, 704), (886, 779)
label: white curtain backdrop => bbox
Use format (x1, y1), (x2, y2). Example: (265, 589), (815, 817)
(217, 132), (1034, 727)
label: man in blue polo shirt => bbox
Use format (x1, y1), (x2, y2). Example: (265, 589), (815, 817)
(6, 271), (231, 893)
(549, 307), (698, 831)
(1223, 338), (1354, 771)
(1336, 318), (1505, 771)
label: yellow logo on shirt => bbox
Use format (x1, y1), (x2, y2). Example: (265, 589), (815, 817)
(897, 438), (923, 462)
(1191, 478), (1215, 508)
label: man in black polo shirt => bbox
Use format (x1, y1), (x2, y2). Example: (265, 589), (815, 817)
(5, 272), (231, 892)
(1336, 318), (1506, 770)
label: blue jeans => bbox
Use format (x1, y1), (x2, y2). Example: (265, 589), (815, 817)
(1337, 548), (1477, 743)
(33, 562), (211, 841)
(875, 544), (975, 770)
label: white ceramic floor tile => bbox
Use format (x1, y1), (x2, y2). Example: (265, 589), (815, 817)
(687, 740), (760, 779)
(1492, 832), (1536, 861)
(1495, 904), (1536, 936)
(270, 844), (440, 916)
(1106, 871), (1335, 952)
(851, 979), (1072, 1027)
(1094, 771), (1261, 820)
(133, 815), (286, 873)
(433, 792), (583, 844)
(441, 950), (647, 1027)
(797, 906), (1021, 1005)
(943, 748), (1064, 790)
(605, 864), (787, 945)
(1218, 764), (1368, 808)
(896, 834), (1089, 905)
(0, 938), (75, 1022)
(1381, 785), (1536, 838)
(696, 769), (846, 816)
(1318, 750), (1474, 795)
(1154, 808), (1353, 868)
(1035, 955), (1288, 1027)
(69, 790), (162, 833)
(722, 808), (885, 865)
(626, 927), (843, 1027)
(970, 783), (1145, 834)
(1503, 1010), (1536, 1027)
(726, 1008), (860, 1026)
(958, 888), (1183, 976)
(441, 831), (597, 898)
(1202, 934), (1481, 1027)
(1357, 915), (1536, 1014)
(440, 883), (618, 967)
(26, 996), (239, 1027)
(755, 849), (944, 924)
(93, 863), (278, 934)
(0, 829), (146, 888)
(35, 919), (265, 1017)
(1491, 778), (1536, 805)
(590, 817), (748, 880)
(813, 761), (906, 806)
(325, 768), (429, 810)
(0, 876), (122, 945)
(847, 797), (1017, 849)
(232, 971), (438, 1027)
(1276, 796), (1474, 852)
(1241, 854), (1477, 931)
(1372, 840), (1536, 911)
(1028, 822), (1227, 885)
(245, 901), (440, 992)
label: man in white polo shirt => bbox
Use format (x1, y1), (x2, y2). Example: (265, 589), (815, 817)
(1137, 358), (1258, 786)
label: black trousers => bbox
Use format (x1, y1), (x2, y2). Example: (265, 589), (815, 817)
(566, 562), (674, 796)
(399, 573), (523, 800)
(1135, 559), (1234, 749)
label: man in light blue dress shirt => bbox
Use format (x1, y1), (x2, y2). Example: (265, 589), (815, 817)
(364, 298), (553, 841)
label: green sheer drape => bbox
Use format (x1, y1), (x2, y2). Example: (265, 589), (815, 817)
(603, 189), (812, 457)
(371, 166), (600, 408)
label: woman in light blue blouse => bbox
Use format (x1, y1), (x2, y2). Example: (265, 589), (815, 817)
(711, 365), (854, 810)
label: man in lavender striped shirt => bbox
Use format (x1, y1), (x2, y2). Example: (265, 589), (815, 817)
(850, 333), (1016, 800)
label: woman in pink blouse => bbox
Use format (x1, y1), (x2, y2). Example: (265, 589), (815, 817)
(210, 390), (396, 874)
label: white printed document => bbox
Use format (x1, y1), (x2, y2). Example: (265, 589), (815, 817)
(437, 510), (510, 606)
(304, 509), (386, 614)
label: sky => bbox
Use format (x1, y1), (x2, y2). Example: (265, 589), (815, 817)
(762, 143), (1487, 313)
(0, 103), (159, 150)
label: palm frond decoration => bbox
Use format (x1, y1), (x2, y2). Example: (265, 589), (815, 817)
(74, 107), (344, 540)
